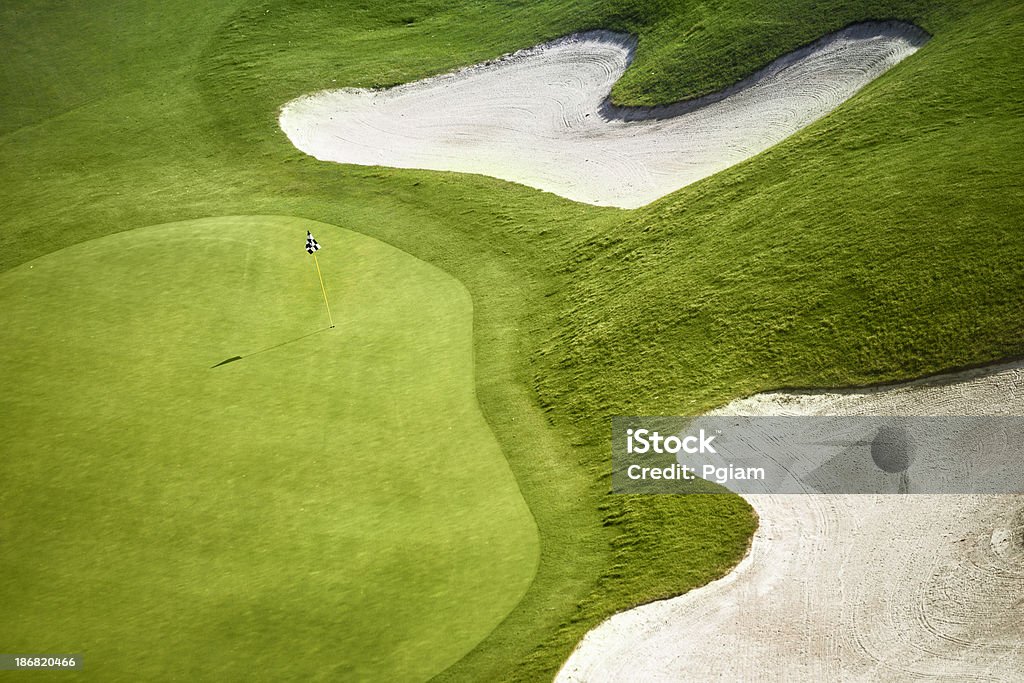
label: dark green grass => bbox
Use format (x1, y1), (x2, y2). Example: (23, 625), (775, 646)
(1, 0), (1021, 680)
(0, 216), (539, 681)
(535, 3), (1024, 425)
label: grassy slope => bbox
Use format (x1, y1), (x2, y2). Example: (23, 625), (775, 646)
(0, 216), (539, 681)
(537, 1), (1024, 420)
(1, 0), (1021, 680)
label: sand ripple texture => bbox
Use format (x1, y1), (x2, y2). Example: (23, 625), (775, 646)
(558, 362), (1024, 682)
(280, 22), (927, 208)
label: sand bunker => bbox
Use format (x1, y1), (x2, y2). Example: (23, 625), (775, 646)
(280, 22), (927, 208)
(558, 362), (1024, 681)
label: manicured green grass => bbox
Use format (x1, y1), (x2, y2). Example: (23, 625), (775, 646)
(1, 0), (1021, 680)
(0, 216), (538, 681)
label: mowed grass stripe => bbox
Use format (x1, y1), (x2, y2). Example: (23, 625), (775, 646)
(0, 216), (538, 681)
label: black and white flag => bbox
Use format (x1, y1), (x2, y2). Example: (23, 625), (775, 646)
(305, 231), (321, 254)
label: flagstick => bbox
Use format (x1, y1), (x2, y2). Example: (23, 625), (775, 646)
(312, 253), (335, 328)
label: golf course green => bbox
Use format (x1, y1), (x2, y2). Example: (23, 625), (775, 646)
(2, 0), (1021, 680)
(0, 216), (538, 681)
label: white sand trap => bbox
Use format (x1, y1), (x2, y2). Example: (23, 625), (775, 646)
(558, 362), (1024, 682)
(280, 22), (927, 208)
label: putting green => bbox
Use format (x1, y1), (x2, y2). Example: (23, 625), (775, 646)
(0, 216), (539, 681)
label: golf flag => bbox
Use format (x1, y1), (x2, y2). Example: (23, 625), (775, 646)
(305, 231), (321, 254)
(305, 230), (333, 327)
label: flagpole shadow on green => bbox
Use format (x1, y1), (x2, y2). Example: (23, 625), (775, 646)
(211, 326), (332, 368)
(214, 230), (337, 369)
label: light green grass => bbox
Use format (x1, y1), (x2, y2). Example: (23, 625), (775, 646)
(1, 0), (1021, 680)
(0, 216), (538, 681)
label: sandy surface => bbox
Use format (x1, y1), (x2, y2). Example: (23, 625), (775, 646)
(558, 362), (1024, 682)
(280, 22), (927, 208)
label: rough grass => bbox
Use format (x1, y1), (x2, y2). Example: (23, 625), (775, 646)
(1, 0), (1021, 680)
